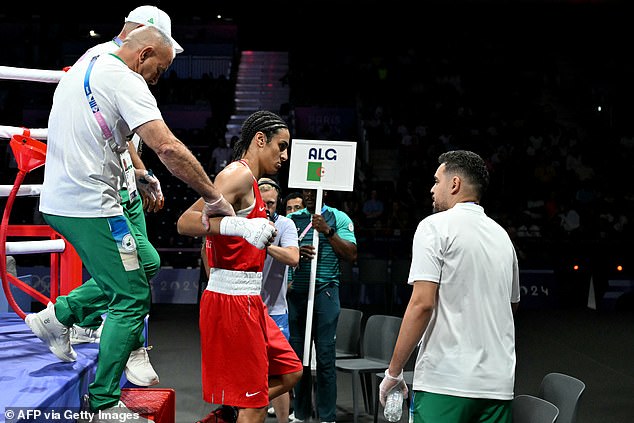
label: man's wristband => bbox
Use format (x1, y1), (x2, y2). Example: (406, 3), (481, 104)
(326, 227), (336, 238)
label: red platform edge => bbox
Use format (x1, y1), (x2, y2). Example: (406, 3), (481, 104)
(120, 388), (175, 423)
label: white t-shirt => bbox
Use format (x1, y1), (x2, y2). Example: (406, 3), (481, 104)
(409, 202), (520, 400)
(261, 214), (299, 315)
(79, 42), (144, 169)
(40, 53), (162, 217)
(79, 40), (145, 170)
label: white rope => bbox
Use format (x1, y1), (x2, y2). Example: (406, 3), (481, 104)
(0, 65), (60, 141)
(5, 239), (66, 254)
(0, 65), (64, 83)
(0, 66), (64, 260)
(0, 126), (48, 140)
(0, 184), (43, 198)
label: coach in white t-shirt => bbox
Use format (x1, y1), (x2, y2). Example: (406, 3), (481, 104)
(28, 26), (234, 417)
(62, 6), (185, 388)
(379, 150), (520, 423)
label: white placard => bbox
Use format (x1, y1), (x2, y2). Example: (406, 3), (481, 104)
(288, 139), (356, 191)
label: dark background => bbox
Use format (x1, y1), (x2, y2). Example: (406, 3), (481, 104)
(2, 0), (634, 306)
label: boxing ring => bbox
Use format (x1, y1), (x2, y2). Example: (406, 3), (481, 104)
(0, 65), (97, 423)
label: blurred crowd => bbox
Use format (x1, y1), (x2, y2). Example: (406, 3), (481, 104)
(2, 4), (633, 271)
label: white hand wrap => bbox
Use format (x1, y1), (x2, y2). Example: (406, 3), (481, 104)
(379, 369), (408, 407)
(220, 216), (277, 249)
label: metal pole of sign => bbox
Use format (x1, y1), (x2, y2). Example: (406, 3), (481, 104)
(302, 187), (323, 366)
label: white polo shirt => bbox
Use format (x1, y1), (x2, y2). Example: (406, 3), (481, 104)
(409, 202), (520, 400)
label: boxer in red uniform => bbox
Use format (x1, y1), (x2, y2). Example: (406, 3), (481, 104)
(177, 111), (303, 423)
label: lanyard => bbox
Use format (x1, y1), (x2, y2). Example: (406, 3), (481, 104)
(84, 56), (113, 140)
(298, 222), (312, 242)
(297, 205), (328, 242)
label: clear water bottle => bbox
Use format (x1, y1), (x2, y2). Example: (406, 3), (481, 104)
(384, 389), (404, 422)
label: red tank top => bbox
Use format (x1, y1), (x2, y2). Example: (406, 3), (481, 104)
(205, 161), (267, 272)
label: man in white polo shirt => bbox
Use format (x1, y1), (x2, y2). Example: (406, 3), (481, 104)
(379, 150), (520, 423)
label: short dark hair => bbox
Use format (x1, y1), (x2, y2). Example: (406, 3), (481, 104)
(438, 150), (489, 197)
(284, 191), (304, 206)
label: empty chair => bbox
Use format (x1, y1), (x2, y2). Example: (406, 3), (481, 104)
(513, 394), (559, 423)
(335, 314), (403, 423)
(336, 308), (363, 359)
(538, 372), (586, 423)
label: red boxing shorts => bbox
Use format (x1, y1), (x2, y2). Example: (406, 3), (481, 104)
(200, 290), (301, 408)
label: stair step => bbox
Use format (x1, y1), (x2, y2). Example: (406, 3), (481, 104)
(229, 50), (290, 124)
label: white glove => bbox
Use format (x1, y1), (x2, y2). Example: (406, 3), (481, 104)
(379, 369), (408, 407)
(220, 216), (277, 249)
(135, 169), (164, 212)
(201, 194), (236, 230)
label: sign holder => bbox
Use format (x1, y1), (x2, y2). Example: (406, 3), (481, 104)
(288, 139), (356, 366)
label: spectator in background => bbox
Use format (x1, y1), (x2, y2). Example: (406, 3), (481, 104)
(559, 199), (581, 237)
(259, 178), (300, 423)
(209, 135), (236, 179)
(280, 190), (305, 421)
(362, 188), (385, 228)
(284, 191), (305, 215)
(386, 200), (412, 236)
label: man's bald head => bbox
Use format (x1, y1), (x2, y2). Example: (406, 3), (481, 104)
(123, 25), (173, 55)
(116, 26), (174, 85)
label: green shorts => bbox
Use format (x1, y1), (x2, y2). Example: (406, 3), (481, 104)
(412, 391), (512, 423)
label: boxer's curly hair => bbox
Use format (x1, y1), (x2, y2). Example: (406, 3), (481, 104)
(232, 110), (289, 161)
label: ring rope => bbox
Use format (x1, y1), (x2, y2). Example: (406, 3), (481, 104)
(0, 65), (64, 83)
(6, 240), (66, 255)
(0, 184), (43, 197)
(0, 126), (48, 140)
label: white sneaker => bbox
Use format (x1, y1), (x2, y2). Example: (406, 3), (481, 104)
(125, 346), (159, 386)
(70, 322), (103, 344)
(289, 412), (304, 423)
(25, 302), (76, 362)
(268, 407), (275, 416)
